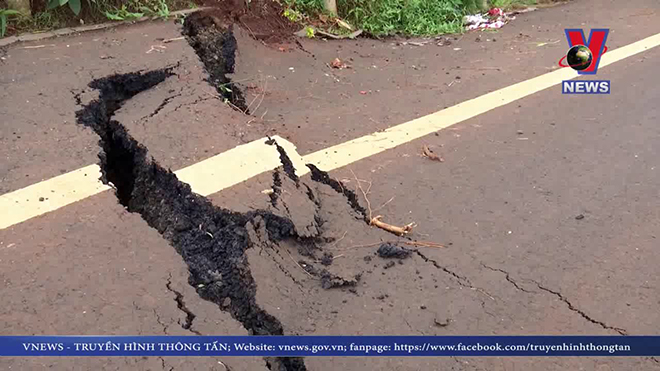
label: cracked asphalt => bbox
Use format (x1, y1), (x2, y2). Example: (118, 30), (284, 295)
(2, 0), (660, 370)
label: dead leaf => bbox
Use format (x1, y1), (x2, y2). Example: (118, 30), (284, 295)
(336, 18), (354, 31)
(422, 145), (443, 162)
(330, 58), (350, 69)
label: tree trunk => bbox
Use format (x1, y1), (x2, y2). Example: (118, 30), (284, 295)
(324, 0), (337, 16)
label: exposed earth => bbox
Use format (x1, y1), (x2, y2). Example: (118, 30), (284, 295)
(1, 0), (660, 370)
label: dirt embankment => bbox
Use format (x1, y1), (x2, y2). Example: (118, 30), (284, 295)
(196, 0), (298, 43)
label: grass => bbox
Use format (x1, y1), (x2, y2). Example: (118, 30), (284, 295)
(285, 0), (538, 36)
(10, 9), (69, 35)
(93, 0), (177, 20)
(490, 0), (537, 8)
(2, 0), (192, 37)
(283, 0), (325, 16)
(3, 0), (540, 38)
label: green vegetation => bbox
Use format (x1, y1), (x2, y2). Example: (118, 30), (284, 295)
(489, 0), (537, 8)
(305, 25), (315, 37)
(103, 0), (171, 20)
(1, 9), (20, 37)
(283, 8), (303, 22)
(11, 8), (69, 34)
(285, 0), (537, 36)
(2, 0), (190, 37)
(47, 0), (82, 16)
(103, 4), (143, 20)
(1, 0), (539, 38)
(340, 0), (465, 35)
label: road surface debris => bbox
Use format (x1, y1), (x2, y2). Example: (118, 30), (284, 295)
(370, 215), (416, 236)
(422, 145), (443, 162)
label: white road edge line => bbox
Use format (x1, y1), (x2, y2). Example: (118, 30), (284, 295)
(2, 31), (660, 230)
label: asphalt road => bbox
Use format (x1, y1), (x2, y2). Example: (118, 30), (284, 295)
(1, 1), (660, 370)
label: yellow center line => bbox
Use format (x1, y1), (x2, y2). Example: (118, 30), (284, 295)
(1, 31), (660, 230)
(0, 136), (305, 230)
(303, 32), (660, 170)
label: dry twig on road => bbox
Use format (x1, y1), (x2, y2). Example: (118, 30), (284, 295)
(350, 168), (373, 220)
(401, 240), (445, 248)
(370, 215), (416, 236)
(285, 249), (316, 279)
(163, 36), (185, 43)
(336, 239), (444, 250)
(373, 196), (394, 213)
(350, 169), (417, 236)
(329, 231), (348, 248)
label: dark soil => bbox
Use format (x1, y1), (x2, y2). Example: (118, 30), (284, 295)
(320, 252), (333, 266)
(269, 170), (283, 207)
(377, 243), (411, 259)
(196, 0), (298, 43)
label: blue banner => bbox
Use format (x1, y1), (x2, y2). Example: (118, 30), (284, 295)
(1, 336), (658, 356)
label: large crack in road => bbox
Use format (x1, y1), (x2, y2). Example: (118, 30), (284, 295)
(75, 68), (308, 370)
(182, 12), (248, 113)
(69, 11), (551, 370)
(74, 63), (372, 370)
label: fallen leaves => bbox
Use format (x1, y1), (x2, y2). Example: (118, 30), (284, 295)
(330, 57), (350, 69)
(336, 19), (353, 31)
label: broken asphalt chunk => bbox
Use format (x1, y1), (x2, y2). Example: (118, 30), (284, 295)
(377, 243), (412, 259)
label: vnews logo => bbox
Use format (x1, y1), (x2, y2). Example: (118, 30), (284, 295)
(558, 29), (610, 94)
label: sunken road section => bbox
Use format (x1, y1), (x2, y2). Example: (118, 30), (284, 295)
(75, 68), (306, 371)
